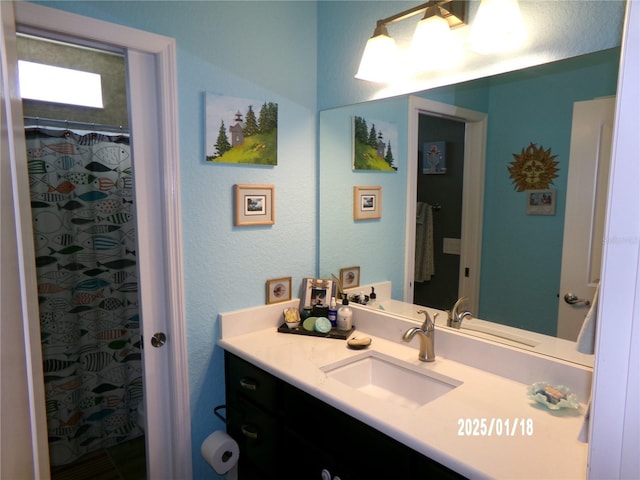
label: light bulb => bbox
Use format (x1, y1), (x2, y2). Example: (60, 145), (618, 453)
(470, 0), (527, 55)
(355, 33), (399, 82)
(410, 14), (463, 72)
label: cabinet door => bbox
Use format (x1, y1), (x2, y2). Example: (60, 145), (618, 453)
(282, 426), (353, 480)
(226, 394), (280, 477)
(282, 382), (412, 479)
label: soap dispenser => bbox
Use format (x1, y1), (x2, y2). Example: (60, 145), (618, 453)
(337, 294), (353, 331)
(368, 286), (379, 309)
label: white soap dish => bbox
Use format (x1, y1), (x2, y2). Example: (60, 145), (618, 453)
(528, 382), (579, 410)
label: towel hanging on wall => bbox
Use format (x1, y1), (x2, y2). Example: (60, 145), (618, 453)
(415, 202), (435, 282)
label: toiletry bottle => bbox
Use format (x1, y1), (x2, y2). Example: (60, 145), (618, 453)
(328, 296), (338, 327)
(368, 287), (379, 309)
(359, 290), (367, 305)
(337, 295), (353, 331)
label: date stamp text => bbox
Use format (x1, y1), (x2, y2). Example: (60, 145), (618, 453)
(457, 418), (534, 437)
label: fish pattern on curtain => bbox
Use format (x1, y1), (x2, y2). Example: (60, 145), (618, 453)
(25, 128), (143, 467)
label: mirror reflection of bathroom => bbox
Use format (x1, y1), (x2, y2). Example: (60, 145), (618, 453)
(414, 115), (465, 311)
(17, 34), (147, 479)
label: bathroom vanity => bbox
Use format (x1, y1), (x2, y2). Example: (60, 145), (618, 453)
(225, 351), (463, 479)
(218, 299), (591, 479)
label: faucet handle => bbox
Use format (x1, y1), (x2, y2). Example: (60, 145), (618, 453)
(417, 310), (436, 331)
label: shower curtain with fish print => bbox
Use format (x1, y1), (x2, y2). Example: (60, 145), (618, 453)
(25, 128), (143, 467)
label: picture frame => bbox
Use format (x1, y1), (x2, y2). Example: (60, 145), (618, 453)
(266, 276), (292, 304)
(234, 184), (275, 226)
(423, 141), (447, 174)
(526, 189), (556, 215)
(352, 116), (398, 171)
(353, 186), (381, 220)
(205, 93), (278, 165)
(340, 266), (360, 289)
(301, 277), (335, 308)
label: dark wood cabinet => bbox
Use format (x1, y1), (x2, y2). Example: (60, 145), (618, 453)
(224, 351), (466, 480)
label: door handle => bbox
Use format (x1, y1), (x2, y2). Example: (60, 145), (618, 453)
(563, 293), (591, 306)
(151, 332), (167, 347)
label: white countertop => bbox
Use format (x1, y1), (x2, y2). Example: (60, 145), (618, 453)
(218, 300), (590, 479)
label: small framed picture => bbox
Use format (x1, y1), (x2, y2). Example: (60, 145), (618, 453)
(340, 266), (360, 289)
(526, 189), (556, 215)
(266, 276), (291, 304)
(234, 184), (275, 226)
(301, 277), (334, 307)
(353, 186), (381, 220)
(423, 141), (447, 174)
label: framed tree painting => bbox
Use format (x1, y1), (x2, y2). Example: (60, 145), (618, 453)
(205, 93), (278, 165)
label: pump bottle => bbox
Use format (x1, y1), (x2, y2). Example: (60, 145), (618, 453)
(337, 295), (353, 330)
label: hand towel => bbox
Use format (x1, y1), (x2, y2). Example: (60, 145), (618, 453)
(576, 283), (599, 354)
(415, 202), (435, 282)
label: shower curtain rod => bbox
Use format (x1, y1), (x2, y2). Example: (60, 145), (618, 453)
(23, 116), (129, 134)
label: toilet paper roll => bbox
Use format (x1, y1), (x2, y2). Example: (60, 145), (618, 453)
(201, 430), (240, 475)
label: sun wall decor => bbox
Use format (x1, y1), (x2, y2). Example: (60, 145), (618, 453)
(508, 143), (559, 192)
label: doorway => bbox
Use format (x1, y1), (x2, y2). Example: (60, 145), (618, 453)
(8, 3), (192, 478)
(18, 33), (146, 478)
(404, 96), (487, 314)
(414, 114), (466, 311)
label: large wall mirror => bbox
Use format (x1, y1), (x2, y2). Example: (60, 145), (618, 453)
(319, 47), (621, 363)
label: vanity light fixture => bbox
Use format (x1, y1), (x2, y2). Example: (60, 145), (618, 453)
(355, 0), (467, 83)
(469, 0), (527, 55)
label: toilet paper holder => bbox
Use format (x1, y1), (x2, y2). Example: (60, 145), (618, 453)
(214, 404), (228, 424)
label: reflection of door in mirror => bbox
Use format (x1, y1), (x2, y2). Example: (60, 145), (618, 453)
(557, 96), (615, 341)
(414, 115), (465, 311)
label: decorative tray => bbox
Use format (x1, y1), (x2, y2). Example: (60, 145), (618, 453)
(277, 323), (354, 340)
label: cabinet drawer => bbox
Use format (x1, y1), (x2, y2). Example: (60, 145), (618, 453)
(226, 352), (278, 412)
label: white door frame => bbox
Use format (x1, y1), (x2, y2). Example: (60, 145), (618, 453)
(405, 96), (487, 314)
(1, 2), (49, 477)
(12, 3), (191, 479)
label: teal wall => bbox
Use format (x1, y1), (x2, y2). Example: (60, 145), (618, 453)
(477, 50), (620, 334)
(318, 97), (409, 300)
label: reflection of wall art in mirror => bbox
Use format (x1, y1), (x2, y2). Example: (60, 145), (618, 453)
(526, 189), (556, 216)
(508, 143), (559, 192)
(205, 93), (278, 165)
(352, 116), (397, 171)
(234, 184), (275, 226)
(353, 186), (381, 220)
(266, 276), (291, 304)
(301, 277), (335, 307)
(340, 266), (360, 289)
(423, 141), (447, 174)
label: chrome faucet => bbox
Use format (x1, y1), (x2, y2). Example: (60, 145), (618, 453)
(447, 296), (472, 329)
(402, 310), (437, 362)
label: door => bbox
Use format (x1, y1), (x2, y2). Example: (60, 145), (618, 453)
(1, 3), (50, 476)
(7, 3), (191, 478)
(557, 97), (615, 340)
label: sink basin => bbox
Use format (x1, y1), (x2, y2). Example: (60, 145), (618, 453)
(322, 352), (462, 408)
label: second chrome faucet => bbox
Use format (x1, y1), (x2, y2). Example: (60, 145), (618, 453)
(402, 310), (437, 362)
(447, 296), (472, 329)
